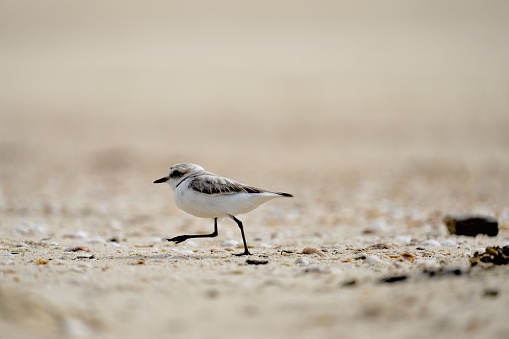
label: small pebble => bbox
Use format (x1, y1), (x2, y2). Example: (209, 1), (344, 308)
(400, 253), (415, 262)
(366, 255), (382, 265)
(246, 259), (268, 265)
(394, 235), (412, 245)
(295, 258), (309, 266)
(483, 289), (499, 298)
(302, 247), (325, 257)
(352, 253), (367, 260)
(420, 240), (441, 247)
(341, 279), (357, 287)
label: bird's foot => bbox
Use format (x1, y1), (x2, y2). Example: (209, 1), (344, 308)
(233, 250), (252, 256)
(167, 235), (189, 244)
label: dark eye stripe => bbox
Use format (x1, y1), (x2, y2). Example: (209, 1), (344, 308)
(170, 170), (184, 178)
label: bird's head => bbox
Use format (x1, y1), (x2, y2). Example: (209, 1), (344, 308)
(153, 163), (205, 190)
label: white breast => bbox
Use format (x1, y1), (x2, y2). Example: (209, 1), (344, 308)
(173, 184), (282, 218)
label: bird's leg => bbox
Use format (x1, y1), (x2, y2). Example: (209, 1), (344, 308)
(229, 215), (251, 256)
(167, 218), (218, 244)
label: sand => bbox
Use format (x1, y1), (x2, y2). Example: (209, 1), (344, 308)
(1, 1), (509, 338)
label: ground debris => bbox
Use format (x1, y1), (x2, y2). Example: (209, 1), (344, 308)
(469, 246), (509, 267)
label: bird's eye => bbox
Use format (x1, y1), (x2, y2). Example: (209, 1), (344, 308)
(170, 170), (183, 178)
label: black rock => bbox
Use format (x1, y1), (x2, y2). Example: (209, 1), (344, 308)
(442, 215), (498, 237)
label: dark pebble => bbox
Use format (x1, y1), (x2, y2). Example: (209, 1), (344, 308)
(379, 275), (408, 283)
(443, 215), (498, 237)
(342, 279), (358, 287)
(483, 289), (499, 297)
(246, 259), (269, 265)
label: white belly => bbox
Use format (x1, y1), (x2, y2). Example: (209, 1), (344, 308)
(173, 186), (281, 218)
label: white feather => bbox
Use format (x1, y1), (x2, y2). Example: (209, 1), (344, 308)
(158, 163), (291, 218)
(174, 187), (283, 218)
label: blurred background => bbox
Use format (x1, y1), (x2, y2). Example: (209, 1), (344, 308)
(2, 3), (509, 337)
(1, 0), (509, 235)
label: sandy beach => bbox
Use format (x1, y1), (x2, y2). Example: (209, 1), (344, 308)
(1, 1), (509, 338)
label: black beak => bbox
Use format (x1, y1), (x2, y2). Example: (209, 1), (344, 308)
(153, 177), (168, 184)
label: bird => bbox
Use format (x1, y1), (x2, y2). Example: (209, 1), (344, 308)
(154, 163), (293, 256)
